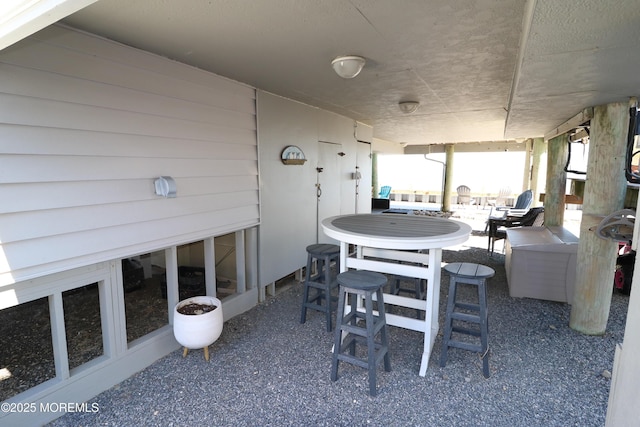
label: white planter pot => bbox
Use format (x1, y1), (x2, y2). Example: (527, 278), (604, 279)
(173, 296), (223, 357)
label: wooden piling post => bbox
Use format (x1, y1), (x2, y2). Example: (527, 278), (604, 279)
(530, 137), (546, 207)
(442, 144), (454, 212)
(521, 139), (532, 193)
(570, 102), (628, 335)
(371, 152), (378, 197)
(544, 134), (568, 226)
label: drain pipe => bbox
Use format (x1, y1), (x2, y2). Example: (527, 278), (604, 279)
(423, 154), (446, 212)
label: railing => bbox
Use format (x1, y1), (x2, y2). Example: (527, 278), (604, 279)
(390, 190), (517, 207)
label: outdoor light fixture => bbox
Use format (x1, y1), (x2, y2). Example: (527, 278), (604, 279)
(154, 176), (177, 198)
(399, 101), (420, 114)
(331, 55), (366, 79)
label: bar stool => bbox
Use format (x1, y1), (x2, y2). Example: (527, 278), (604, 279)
(300, 244), (340, 331)
(331, 270), (391, 396)
(391, 275), (425, 319)
(391, 275), (425, 299)
(440, 262), (494, 378)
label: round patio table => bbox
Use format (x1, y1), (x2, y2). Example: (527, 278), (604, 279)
(322, 213), (472, 376)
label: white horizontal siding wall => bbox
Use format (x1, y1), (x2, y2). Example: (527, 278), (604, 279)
(0, 25), (259, 286)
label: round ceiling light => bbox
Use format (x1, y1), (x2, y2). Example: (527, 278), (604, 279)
(399, 101), (420, 114)
(331, 55), (366, 79)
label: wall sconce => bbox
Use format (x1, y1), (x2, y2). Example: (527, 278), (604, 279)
(399, 101), (420, 114)
(154, 176), (177, 198)
(331, 55), (366, 79)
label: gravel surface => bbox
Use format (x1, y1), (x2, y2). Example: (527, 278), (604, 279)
(48, 214), (628, 427)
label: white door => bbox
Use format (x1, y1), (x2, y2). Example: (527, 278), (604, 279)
(317, 142), (342, 243)
(355, 141), (372, 213)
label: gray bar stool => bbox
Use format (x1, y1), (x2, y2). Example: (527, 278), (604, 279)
(300, 243), (340, 331)
(331, 270), (391, 396)
(440, 262), (495, 378)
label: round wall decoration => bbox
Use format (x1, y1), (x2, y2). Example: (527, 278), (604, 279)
(281, 145), (307, 165)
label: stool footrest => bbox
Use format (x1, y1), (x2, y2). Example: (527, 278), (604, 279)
(340, 320), (386, 337)
(454, 302), (480, 312)
(452, 325), (481, 337)
(445, 340), (482, 353)
(450, 312), (481, 324)
(336, 336), (389, 369)
(335, 348), (390, 370)
(305, 279), (338, 289)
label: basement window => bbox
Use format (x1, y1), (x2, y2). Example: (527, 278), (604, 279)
(0, 297), (55, 401)
(63, 283), (103, 370)
(124, 251), (169, 344)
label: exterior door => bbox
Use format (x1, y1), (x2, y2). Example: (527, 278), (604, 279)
(316, 142), (342, 243)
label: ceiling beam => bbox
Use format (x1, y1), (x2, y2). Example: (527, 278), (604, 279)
(544, 108), (594, 141)
(503, 0), (537, 139)
(404, 141), (528, 154)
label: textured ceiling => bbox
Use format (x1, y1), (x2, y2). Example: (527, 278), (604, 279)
(61, 0), (640, 146)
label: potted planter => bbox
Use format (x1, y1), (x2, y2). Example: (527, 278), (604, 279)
(173, 295), (223, 361)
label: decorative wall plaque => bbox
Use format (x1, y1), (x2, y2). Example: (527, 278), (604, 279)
(281, 145), (307, 165)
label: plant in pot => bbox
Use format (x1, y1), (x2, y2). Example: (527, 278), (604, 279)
(173, 295), (223, 361)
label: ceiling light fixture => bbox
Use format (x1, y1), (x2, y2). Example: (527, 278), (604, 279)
(331, 55), (366, 79)
(399, 101), (420, 114)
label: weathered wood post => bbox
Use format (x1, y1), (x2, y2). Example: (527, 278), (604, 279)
(371, 152), (378, 197)
(442, 144), (454, 212)
(570, 102), (628, 335)
(544, 134), (568, 227)
(530, 137), (546, 207)
(521, 139), (532, 193)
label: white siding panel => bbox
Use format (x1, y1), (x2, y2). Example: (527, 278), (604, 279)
(2, 95), (255, 143)
(1, 155), (257, 182)
(1, 191), (259, 243)
(0, 26), (259, 285)
(3, 28), (256, 115)
(0, 125), (257, 157)
(0, 63), (255, 132)
(0, 176), (258, 214)
(2, 204), (260, 272)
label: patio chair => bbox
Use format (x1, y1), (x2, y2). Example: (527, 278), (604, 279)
(456, 185), (474, 206)
(506, 189), (534, 214)
(487, 206), (544, 256)
(486, 187), (512, 209)
(378, 185), (392, 199)
(484, 189), (533, 232)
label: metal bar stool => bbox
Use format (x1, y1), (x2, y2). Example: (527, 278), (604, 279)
(440, 262), (495, 378)
(300, 244), (340, 331)
(331, 270), (391, 396)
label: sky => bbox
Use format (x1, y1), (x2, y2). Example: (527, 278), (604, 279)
(377, 152), (541, 197)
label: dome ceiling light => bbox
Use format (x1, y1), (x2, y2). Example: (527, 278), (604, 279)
(331, 55), (366, 79)
(399, 101), (420, 114)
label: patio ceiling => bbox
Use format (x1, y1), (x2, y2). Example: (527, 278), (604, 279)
(10, 0), (640, 147)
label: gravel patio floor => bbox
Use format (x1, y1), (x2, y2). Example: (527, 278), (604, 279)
(49, 210), (628, 427)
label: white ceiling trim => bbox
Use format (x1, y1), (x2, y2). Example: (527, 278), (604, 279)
(0, 0), (96, 51)
(504, 0), (537, 139)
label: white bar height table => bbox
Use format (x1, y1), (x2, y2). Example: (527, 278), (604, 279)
(322, 213), (471, 376)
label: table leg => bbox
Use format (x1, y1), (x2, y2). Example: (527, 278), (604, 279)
(339, 241), (348, 273)
(419, 249), (442, 377)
